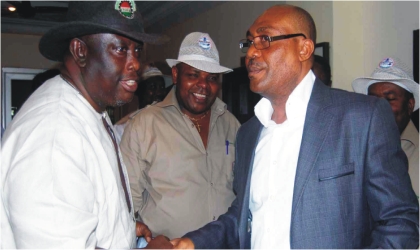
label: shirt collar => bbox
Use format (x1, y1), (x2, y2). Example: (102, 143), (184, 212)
(401, 120), (419, 147)
(255, 70), (315, 127)
(155, 85), (227, 116)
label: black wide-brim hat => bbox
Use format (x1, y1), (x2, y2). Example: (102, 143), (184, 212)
(39, 1), (169, 62)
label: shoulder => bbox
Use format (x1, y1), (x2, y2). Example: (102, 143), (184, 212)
(325, 87), (389, 116)
(129, 104), (163, 123)
(239, 116), (261, 131)
(219, 109), (241, 129)
(236, 116), (261, 142)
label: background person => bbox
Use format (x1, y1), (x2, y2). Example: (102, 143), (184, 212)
(352, 56), (419, 197)
(114, 64), (168, 143)
(1, 2), (172, 248)
(120, 32), (241, 240)
(171, 5), (419, 249)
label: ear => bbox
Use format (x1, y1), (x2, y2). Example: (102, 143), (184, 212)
(407, 97), (415, 115)
(299, 38), (314, 62)
(171, 66), (179, 85)
(69, 38), (88, 67)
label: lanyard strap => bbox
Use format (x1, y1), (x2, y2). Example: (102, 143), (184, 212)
(102, 117), (131, 212)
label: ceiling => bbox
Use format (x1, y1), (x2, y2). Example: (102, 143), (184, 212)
(1, 1), (225, 35)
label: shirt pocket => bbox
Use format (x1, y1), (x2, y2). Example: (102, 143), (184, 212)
(318, 163), (355, 181)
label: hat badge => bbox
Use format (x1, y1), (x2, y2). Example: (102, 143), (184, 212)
(198, 37), (211, 50)
(115, 0), (136, 19)
(379, 57), (394, 69)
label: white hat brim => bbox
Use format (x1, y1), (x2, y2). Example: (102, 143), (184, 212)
(352, 77), (419, 111)
(166, 59), (233, 74)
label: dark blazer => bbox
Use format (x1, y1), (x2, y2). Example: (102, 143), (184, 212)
(184, 79), (419, 249)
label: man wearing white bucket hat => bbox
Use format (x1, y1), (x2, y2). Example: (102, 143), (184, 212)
(352, 57), (419, 197)
(120, 32), (241, 239)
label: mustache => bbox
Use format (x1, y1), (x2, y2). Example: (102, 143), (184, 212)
(246, 58), (264, 71)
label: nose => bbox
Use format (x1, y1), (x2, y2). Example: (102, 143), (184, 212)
(246, 44), (261, 61)
(127, 52), (141, 72)
(196, 76), (210, 90)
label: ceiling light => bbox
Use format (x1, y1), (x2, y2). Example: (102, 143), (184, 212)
(8, 6), (16, 12)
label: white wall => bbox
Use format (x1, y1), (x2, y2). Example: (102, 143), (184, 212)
(146, 1), (418, 92)
(146, 1), (287, 72)
(333, 1), (419, 91)
(1, 1), (418, 92)
(1, 33), (58, 70)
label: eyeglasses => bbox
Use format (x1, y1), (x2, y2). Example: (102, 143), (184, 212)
(239, 33), (306, 53)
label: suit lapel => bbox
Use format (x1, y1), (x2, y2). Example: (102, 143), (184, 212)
(238, 117), (263, 249)
(291, 80), (334, 219)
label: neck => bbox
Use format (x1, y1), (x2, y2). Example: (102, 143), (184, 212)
(61, 65), (104, 113)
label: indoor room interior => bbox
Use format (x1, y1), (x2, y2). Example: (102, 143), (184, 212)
(1, 1), (419, 130)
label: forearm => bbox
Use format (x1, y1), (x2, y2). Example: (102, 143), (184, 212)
(183, 199), (240, 249)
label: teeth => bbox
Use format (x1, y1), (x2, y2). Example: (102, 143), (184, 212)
(194, 93), (206, 98)
(126, 80), (136, 86)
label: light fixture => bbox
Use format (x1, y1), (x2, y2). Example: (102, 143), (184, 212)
(8, 6), (16, 12)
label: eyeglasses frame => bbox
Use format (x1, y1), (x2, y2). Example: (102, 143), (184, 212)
(239, 33), (307, 52)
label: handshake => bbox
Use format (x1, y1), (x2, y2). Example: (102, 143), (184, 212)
(136, 221), (194, 249)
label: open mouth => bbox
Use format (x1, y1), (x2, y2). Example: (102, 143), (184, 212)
(192, 92), (207, 102)
(120, 80), (138, 92)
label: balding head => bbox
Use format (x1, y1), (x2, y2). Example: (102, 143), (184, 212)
(262, 5), (317, 45)
(244, 4), (317, 107)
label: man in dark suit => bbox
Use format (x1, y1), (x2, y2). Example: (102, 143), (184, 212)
(170, 4), (419, 249)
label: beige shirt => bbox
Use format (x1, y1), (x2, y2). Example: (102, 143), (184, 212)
(401, 120), (419, 197)
(120, 87), (240, 239)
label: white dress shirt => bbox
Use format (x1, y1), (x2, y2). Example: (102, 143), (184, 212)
(1, 75), (136, 248)
(250, 70), (315, 249)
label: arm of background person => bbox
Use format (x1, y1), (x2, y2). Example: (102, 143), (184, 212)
(120, 118), (147, 219)
(366, 98), (419, 248)
(171, 197), (240, 249)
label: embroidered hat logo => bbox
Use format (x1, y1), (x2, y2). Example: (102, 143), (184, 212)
(198, 37), (211, 50)
(115, 0), (136, 19)
(379, 57), (394, 69)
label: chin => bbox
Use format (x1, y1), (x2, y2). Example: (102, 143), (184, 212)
(114, 96), (133, 107)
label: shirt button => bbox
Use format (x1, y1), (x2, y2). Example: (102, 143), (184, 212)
(213, 216), (216, 220)
(191, 124), (194, 128)
(210, 182), (214, 186)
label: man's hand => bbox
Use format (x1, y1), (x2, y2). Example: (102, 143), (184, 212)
(136, 221), (152, 242)
(170, 238), (194, 249)
(145, 235), (173, 249)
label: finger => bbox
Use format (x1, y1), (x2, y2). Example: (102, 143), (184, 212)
(136, 222), (152, 239)
(170, 238), (180, 246)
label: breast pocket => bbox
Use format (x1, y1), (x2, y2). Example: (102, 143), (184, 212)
(318, 163), (355, 181)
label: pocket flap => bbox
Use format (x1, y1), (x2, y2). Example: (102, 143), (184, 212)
(318, 163), (355, 181)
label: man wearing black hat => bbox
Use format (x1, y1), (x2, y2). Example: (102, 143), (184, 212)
(1, 1), (172, 248)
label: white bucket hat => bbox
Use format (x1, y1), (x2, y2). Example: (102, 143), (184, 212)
(142, 65), (172, 88)
(166, 32), (233, 74)
(352, 57), (419, 111)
